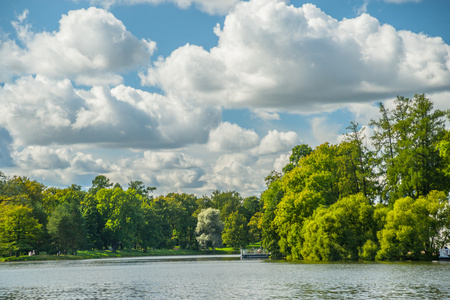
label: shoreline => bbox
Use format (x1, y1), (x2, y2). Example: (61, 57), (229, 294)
(0, 248), (240, 263)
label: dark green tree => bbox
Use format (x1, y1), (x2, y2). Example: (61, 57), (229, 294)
(210, 190), (242, 222)
(222, 211), (249, 249)
(371, 94), (449, 202)
(89, 175), (113, 194)
(282, 144), (313, 173)
(47, 202), (86, 255)
(261, 178), (284, 259)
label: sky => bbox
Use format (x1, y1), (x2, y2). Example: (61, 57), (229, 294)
(0, 0), (449, 197)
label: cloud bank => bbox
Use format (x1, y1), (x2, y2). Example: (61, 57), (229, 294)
(1, 0), (449, 196)
(142, 0), (450, 113)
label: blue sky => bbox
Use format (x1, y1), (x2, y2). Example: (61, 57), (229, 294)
(1, 0), (449, 196)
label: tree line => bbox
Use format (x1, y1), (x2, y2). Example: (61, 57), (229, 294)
(1, 94), (450, 261)
(0, 174), (261, 257)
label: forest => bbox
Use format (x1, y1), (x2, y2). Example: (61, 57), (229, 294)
(1, 94), (450, 261)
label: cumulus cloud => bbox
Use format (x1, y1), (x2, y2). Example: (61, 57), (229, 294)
(207, 153), (259, 192)
(103, 150), (206, 192)
(7, 145), (110, 186)
(208, 122), (260, 152)
(0, 76), (220, 148)
(141, 0), (450, 114)
(0, 7), (155, 85)
(86, 0), (240, 15)
(273, 153), (289, 171)
(139, 151), (202, 170)
(252, 130), (298, 155)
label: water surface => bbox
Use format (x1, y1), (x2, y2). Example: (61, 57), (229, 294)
(1, 256), (449, 299)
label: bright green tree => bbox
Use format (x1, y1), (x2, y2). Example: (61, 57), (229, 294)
(248, 211), (263, 243)
(377, 191), (450, 260)
(300, 193), (375, 261)
(0, 203), (42, 256)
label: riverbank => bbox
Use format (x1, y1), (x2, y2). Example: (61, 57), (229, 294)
(0, 247), (240, 262)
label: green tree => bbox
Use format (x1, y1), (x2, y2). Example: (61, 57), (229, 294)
(222, 211), (249, 249)
(377, 191), (450, 260)
(242, 196), (261, 223)
(248, 212), (263, 243)
(301, 194), (375, 261)
(437, 128), (450, 176)
(195, 208), (223, 250)
(47, 202), (86, 255)
(96, 188), (145, 251)
(261, 178), (283, 259)
(89, 175), (113, 194)
(282, 144), (313, 173)
(0, 203), (42, 256)
(149, 196), (174, 248)
(128, 181), (156, 196)
(273, 143), (342, 259)
(371, 94), (449, 202)
(210, 190), (242, 222)
(340, 121), (378, 200)
(137, 198), (163, 252)
(81, 193), (105, 249)
(264, 170), (282, 187)
(161, 193), (198, 249)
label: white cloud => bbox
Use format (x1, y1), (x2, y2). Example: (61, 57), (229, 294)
(208, 122), (260, 152)
(87, 0), (241, 15)
(253, 110), (280, 120)
(141, 0), (450, 114)
(1, 7), (155, 85)
(252, 130), (298, 155)
(140, 151), (202, 170)
(274, 153), (290, 172)
(0, 76), (220, 148)
(7, 145), (110, 186)
(99, 150), (207, 192)
(208, 153), (260, 192)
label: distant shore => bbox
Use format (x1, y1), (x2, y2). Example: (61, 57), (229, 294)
(0, 247), (240, 262)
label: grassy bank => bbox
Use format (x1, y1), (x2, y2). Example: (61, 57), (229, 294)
(0, 247), (240, 262)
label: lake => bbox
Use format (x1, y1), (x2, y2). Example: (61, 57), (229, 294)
(1, 255), (450, 299)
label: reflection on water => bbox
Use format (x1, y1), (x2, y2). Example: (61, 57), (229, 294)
(1, 256), (450, 299)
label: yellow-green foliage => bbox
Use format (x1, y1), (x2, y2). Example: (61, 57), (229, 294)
(300, 194), (375, 261)
(376, 191), (450, 260)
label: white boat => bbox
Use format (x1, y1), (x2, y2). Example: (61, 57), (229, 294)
(439, 248), (450, 260)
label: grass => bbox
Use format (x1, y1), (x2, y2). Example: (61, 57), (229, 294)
(0, 246), (240, 262)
